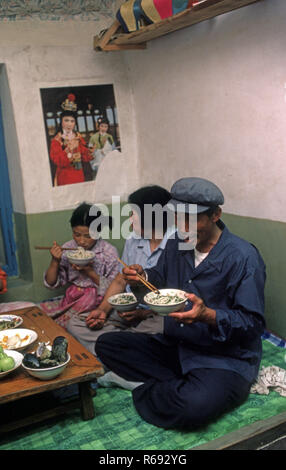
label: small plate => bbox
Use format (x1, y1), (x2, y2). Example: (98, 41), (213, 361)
(0, 350), (24, 379)
(0, 314), (23, 331)
(0, 328), (38, 351)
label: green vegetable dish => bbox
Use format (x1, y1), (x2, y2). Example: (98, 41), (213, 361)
(0, 318), (21, 331)
(110, 294), (137, 305)
(0, 346), (15, 372)
(147, 293), (185, 305)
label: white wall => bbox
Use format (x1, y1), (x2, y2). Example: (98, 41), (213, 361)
(124, 0), (286, 223)
(0, 19), (139, 214)
(2, 1), (286, 222)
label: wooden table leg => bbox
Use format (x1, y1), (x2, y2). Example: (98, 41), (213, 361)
(78, 382), (95, 420)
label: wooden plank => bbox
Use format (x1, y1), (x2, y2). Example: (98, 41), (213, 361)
(94, 19), (121, 51)
(100, 43), (147, 51)
(96, 0), (264, 48)
(191, 410), (286, 450)
(79, 381), (95, 420)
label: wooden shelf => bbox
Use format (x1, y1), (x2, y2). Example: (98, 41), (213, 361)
(94, 0), (264, 51)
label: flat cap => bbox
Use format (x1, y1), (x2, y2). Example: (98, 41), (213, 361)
(168, 177), (224, 213)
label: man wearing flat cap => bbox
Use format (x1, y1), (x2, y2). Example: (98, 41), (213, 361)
(96, 177), (266, 430)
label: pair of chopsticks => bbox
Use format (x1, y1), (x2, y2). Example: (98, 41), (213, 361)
(117, 258), (160, 294)
(34, 246), (75, 251)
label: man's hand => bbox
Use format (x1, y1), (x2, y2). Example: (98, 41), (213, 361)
(122, 264), (145, 285)
(169, 293), (216, 326)
(118, 308), (153, 323)
(85, 309), (107, 330)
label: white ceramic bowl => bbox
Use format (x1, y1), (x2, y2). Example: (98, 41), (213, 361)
(66, 250), (95, 266)
(144, 289), (187, 316)
(0, 350), (24, 379)
(22, 353), (70, 381)
(0, 328), (38, 351)
(0, 314), (23, 331)
(108, 293), (139, 312)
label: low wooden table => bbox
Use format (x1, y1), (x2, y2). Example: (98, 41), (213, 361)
(0, 307), (104, 433)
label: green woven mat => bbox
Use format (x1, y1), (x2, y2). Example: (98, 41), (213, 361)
(1, 340), (285, 450)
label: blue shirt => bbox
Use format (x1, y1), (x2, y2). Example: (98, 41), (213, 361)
(121, 228), (176, 306)
(145, 221), (266, 383)
(120, 228), (175, 271)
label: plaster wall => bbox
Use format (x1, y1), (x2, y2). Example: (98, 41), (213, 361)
(124, 0), (286, 223)
(0, 19), (139, 214)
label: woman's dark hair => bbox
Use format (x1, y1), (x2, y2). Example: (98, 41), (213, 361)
(128, 185), (171, 233)
(97, 117), (109, 126)
(70, 202), (113, 232)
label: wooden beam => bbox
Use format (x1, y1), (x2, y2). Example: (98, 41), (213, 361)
(94, 19), (121, 51)
(112, 0), (264, 46)
(100, 43), (147, 51)
(94, 0), (264, 52)
(191, 410), (286, 450)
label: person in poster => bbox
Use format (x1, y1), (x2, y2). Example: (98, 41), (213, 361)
(50, 108), (92, 186)
(89, 117), (115, 175)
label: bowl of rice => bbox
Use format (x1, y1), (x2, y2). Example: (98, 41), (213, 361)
(66, 247), (95, 266)
(108, 293), (139, 312)
(144, 289), (187, 316)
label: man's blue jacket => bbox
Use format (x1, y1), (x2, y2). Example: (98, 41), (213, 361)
(145, 221), (266, 383)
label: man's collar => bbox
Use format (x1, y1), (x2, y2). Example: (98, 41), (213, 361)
(177, 219), (228, 256)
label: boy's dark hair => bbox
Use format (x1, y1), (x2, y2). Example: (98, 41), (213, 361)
(128, 185), (171, 233)
(70, 202), (112, 231)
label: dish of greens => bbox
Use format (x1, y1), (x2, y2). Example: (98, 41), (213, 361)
(109, 293), (137, 305)
(145, 292), (185, 305)
(0, 315), (23, 331)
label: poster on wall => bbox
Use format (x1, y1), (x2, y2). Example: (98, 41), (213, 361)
(40, 84), (120, 187)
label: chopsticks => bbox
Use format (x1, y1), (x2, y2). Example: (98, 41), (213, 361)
(34, 246), (75, 251)
(117, 258), (160, 294)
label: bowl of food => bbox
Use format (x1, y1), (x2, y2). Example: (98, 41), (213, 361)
(108, 293), (139, 312)
(66, 247), (95, 266)
(0, 314), (23, 331)
(22, 353), (71, 381)
(22, 336), (70, 381)
(0, 348), (23, 379)
(0, 328), (38, 351)
(144, 289), (187, 316)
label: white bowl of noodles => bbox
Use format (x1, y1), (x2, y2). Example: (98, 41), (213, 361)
(66, 247), (95, 266)
(108, 293), (139, 312)
(144, 289), (187, 316)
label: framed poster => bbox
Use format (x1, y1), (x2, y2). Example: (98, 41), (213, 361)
(40, 84), (120, 187)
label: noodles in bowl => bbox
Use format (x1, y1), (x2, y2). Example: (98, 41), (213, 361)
(144, 289), (186, 315)
(108, 293), (139, 312)
(66, 247), (95, 266)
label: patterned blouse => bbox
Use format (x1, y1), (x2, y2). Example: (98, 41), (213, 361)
(44, 238), (119, 296)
